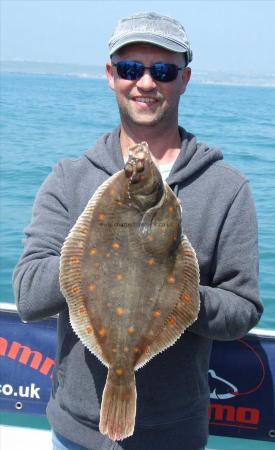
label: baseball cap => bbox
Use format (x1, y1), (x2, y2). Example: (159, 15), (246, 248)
(108, 12), (193, 64)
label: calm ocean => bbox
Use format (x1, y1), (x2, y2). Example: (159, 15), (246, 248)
(1, 66), (275, 330)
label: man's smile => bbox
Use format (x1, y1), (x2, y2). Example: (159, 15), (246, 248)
(133, 97), (157, 104)
(131, 96), (160, 110)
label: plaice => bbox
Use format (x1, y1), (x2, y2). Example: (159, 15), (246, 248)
(59, 142), (200, 441)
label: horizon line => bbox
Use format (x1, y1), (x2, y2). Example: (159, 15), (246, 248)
(1, 59), (275, 77)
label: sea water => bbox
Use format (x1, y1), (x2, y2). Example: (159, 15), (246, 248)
(1, 67), (275, 331)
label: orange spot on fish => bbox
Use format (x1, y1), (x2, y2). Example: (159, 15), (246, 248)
(147, 258), (156, 266)
(153, 310), (161, 318)
(167, 275), (176, 284)
(112, 347), (117, 353)
(89, 247), (97, 256)
(181, 293), (191, 302)
(167, 317), (176, 327)
(115, 368), (124, 377)
(78, 306), (87, 316)
(88, 283), (97, 292)
(128, 326), (135, 334)
(112, 242), (120, 250)
(86, 325), (93, 334)
(70, 256), (79, 264)
(98, 213), (106, 221)
(71, 286), (80, 294)
(124, 346), (129, 352)
(98, 328), (106, 337)
(133, 346), (141, 354)
(168, 206), (174, 214)
(116, 273), (124, 281)
(116, 307), (126, 316)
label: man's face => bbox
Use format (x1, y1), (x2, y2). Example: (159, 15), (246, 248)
(106, 43), (191, 130)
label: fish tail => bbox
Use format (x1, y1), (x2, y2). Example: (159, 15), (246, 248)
(99, 370), (136, 441)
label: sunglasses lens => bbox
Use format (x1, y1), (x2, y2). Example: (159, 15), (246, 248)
(151, 64), (178, 82)
(116, 61), (144, 80)
(115, 61), (180, 82)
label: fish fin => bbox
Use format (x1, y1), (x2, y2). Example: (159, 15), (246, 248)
(60, 228), (108, 365)
(59, 171), (123, 366)
(135, 237), (200, 370)
(100, 370), (136, 441)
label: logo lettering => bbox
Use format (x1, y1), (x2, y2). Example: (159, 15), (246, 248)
(209, 403), (235, 422)
(18, 385), (30, 397)
(8, 342), (42, 369)
(2, 384), (13, 396)
(30, 383), (40, 399)
(0, 337), (8, 356)
(236, 406), (260, 425)
(0, 337), (55, 377)
(39, 357), (55, 377)
(209, 403), (260, 428)
(0, 383), (40, 399)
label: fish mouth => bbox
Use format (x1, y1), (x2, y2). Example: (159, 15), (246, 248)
(124, 142), (150, 182)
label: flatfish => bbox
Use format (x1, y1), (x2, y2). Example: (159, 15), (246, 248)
(59, 142), (200, 441)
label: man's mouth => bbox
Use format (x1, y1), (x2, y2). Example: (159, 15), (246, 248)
(133, 97), (157, 104)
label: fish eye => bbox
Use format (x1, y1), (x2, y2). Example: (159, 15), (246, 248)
(125, 163), (134, 178)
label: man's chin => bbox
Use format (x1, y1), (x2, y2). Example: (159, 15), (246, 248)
(129, 116), (163, 128)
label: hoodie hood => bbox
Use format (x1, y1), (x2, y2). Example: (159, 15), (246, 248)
(85, 127), (124, 176)
(85, 126), (223, 186)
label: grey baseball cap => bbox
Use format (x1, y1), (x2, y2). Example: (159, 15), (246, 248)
(109, 12), (193, 64)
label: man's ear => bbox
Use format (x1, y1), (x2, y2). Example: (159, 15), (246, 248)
(106, 62), (115, 90)
(180, 67), (191, 95)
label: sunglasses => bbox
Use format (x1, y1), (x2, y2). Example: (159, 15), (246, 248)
(112, 60), (185, 83)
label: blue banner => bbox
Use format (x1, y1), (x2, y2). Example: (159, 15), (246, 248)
(0, 310), (56, 415)
(0, 309), (274, 442)
(209, 336), (275, 441)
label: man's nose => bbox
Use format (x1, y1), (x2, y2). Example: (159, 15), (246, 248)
(136, 69), (157, 90)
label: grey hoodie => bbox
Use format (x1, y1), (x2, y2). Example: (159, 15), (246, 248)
(13, 127), (263, 450)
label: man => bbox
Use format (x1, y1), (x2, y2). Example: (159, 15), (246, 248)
(13, 11), (263, 450)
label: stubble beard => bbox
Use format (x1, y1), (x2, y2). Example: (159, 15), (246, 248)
(118, 102), (176, 131)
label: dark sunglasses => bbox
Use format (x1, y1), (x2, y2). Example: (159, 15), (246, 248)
(112, 60), (185, 82)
